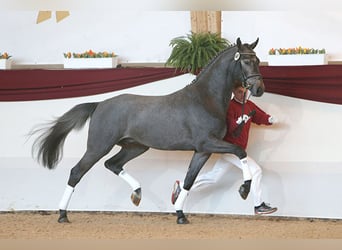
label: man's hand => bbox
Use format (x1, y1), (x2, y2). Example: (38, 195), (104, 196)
(268, 116), (277, 124)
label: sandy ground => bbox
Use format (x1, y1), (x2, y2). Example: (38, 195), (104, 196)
(1, 211), (342, 240)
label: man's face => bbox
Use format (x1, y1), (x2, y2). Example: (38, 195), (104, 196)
(233, 87), (246, 103)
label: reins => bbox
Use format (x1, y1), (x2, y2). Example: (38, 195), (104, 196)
(241, 87), (252, 113)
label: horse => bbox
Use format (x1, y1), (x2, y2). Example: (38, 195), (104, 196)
(32, 38), (264, 224)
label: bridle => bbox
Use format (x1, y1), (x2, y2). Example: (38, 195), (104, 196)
(234, 51), (263, 89)
(233, 51), (262, 126)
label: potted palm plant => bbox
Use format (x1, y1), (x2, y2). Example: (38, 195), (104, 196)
(165, 32), (230, 74)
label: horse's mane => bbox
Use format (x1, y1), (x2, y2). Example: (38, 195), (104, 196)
(188, 43), (237, 86)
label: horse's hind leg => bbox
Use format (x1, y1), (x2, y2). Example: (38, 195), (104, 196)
(174, 151), (211, 224)
(58, 149), (111, 223)
(104, 140), (149, 206)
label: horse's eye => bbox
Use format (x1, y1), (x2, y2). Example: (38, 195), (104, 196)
(242, 59), (251, 65)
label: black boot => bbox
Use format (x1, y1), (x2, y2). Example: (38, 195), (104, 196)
(238, 180), (251, 200)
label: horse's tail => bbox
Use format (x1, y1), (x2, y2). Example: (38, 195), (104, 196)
(32, 102), (99, 169)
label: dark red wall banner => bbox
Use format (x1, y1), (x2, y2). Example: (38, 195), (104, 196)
(1, 65), (341, 104)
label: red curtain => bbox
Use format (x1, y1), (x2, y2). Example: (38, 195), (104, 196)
(0, 67), (184, 101)
(1, 65), (342, 104)
(260, 65), (342, 105)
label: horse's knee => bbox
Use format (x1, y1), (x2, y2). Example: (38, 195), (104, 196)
(183, 177), (195, 190)
(236, 147), (247, 159)
(182, 183), (192, 191)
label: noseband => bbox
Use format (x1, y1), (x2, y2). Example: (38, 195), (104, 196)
(234, 51), (262, 89)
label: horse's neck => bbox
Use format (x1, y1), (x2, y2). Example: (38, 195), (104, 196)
(190, 58), (234, 116)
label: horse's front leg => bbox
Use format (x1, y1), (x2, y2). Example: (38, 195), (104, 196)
(203, 139), (252, 200)
(174, 151), (211, 224)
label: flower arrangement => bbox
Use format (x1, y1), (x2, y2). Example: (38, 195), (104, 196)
(64, 50), (117, 58)
(0, 52), (11, 59)
(269, 47), (326, 55)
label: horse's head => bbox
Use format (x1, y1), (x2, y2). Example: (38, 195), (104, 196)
(233, 38), (264, 97)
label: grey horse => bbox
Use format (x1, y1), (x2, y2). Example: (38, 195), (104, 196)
(32, 38), (264, 224)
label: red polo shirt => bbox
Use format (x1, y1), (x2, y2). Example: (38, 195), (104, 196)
(224, 98), (272, 150)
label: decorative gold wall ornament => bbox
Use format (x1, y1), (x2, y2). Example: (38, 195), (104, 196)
(36, 11), (70, 24)
(56, 11), (70, 22)
(36, 11), (52, 24)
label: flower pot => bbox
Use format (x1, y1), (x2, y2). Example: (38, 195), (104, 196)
(0, 59), (12, 69)
(268, 54), (327, 66)
(64, 57), (118, 69)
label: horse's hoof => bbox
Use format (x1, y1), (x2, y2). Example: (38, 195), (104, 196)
(239, 180), (251, 200)
(131, 187), (141, 206)
(58, 209), (70, 223)
(177, 216), (190, 224)
(175, 210), (189, 224)
(58, 216), (70, 223)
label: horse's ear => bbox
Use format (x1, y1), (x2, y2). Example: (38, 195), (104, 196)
(250, 38), (259, 49)
(236, 37), (242, 48)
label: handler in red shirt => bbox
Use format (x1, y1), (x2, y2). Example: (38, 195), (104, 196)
(225, 87), (272, 150)
(172, 85), (277, 215)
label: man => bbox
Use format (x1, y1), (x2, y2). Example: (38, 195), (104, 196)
(171, 85), (277, 215)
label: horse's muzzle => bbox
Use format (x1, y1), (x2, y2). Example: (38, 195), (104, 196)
(250, 79), (265, 97)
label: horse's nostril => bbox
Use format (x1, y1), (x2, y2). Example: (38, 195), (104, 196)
(257, 86), (264, 96)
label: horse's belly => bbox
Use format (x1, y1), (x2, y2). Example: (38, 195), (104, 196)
(130, 125), (195, 151)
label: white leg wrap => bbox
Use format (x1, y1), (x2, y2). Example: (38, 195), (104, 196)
(240, 157), (252, 181)
(174, 189), (189, 211)
(119, 170), (141, 191)
(58, 185), (74, 210)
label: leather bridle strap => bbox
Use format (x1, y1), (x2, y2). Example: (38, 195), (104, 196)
(234, 51), (263, 89)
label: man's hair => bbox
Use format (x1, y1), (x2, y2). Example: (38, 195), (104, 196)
(233, 80), (243, 89)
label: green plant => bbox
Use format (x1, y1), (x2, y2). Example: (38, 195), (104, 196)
(165, 32), (230, 74)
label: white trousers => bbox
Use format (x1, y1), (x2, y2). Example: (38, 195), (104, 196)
(192, 154), (263, 207)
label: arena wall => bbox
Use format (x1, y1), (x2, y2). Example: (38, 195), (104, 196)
(1, 74), (341, 219)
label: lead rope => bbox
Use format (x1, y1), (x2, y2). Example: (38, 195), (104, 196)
(241, 87), (247, 117)
(232, 87), (250, 138)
